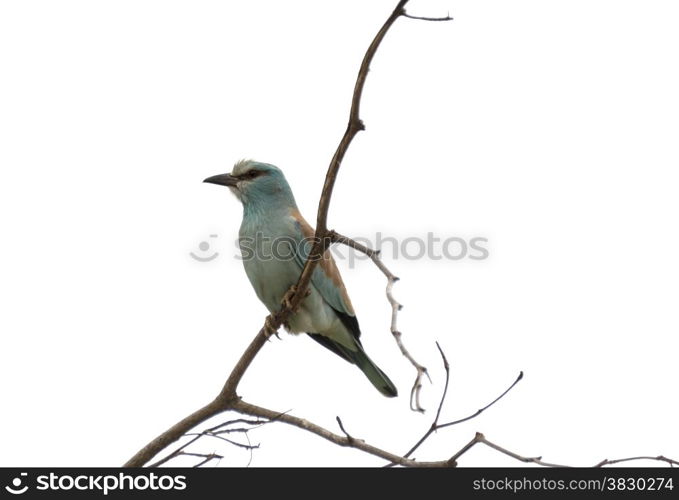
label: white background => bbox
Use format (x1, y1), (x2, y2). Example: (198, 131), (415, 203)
(1, 0), (677, 467)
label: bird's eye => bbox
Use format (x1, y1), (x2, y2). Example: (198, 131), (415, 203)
(245, 170), (259, 179)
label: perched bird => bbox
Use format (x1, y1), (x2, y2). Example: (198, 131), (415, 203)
(204, 160), (397, 397)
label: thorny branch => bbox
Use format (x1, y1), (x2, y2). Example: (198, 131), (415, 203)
(329, 230), (430, 412)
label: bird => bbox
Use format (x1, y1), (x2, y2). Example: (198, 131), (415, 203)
(204, 159), (397, 397)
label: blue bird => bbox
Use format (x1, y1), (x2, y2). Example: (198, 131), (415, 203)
(204, 160), (397, 397)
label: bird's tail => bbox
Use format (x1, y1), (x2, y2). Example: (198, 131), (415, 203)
(306, 332), (398, 397)
(351, 346), (398, 398)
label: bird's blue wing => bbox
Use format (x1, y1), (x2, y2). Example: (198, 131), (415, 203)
(289, 211), (361, 340)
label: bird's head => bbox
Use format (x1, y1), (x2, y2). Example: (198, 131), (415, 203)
(204, 160), (296, 209)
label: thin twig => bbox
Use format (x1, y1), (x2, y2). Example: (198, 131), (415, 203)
(393, 343), (451, 462)
(244, 431), (255, 467)
(210, 428), (251, 435)
(336, 417), (356, 443)
(595, 455), (679, 467)
(329, 230), (429, 412)
(148, 412), (274, 467)
(147, 434), (203, 468)
(394, 345), (522, 463)
(449, 432), (568, 467)
(432, 342), (450, 424)
(210, 417), (270, 429)
(185, 432), (259, 451)
(436, 371), (524, 430)
(185, 452), (223, 468)
(403, 12), (453, 22)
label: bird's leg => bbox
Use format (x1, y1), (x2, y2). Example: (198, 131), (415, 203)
(264, 286), (311, 340)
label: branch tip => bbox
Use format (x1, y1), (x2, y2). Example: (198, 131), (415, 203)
(336, 416), (354, 442)
(403, 12), (453, 22)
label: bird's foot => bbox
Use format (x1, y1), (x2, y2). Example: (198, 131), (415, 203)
(281, 286), (297, 311)
(264, 315), (280, 340)
(281, 285), (310, 312)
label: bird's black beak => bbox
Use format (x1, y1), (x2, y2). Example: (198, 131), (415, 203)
(203, 173), (239, 187)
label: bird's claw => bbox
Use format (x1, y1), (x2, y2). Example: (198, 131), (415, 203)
(264, 316), (280, 339)
(266, 286), (310, 340)
(281, 287), (296, 311)
(281, 286), (309, 312)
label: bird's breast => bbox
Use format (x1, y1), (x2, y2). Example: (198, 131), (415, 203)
(239, 217), (297, 311)
(237, 217), (338, 335)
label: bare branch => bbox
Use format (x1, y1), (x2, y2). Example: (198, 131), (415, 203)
(449, 432), (568, 467)
(210, 417), (270, 428)
(148, 411), (274, 467)
(149, 361), (676, 469)
(147, 434), (204, 468)
(313, 0), (412, 234)
(392, 343), (451, 463)
(389, 345), (522, 464)
(436, 371), (524, 430)
(232, 399), (679, 468)
(336, 417), (356, 443)
(476, 434), (567, 467)
(233, 399), (449, 467)
(210, 428), (252, 435)
(403, 12), (453, 22)
(432, 342), (450, 424)
(595, 455), (679, 467)
(147, 395), (678, 468)
(186, 432), (259, 451)
(183, 452), (223, 468)
(329, 230), (429, 412)
(233, 400), (528, 467)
